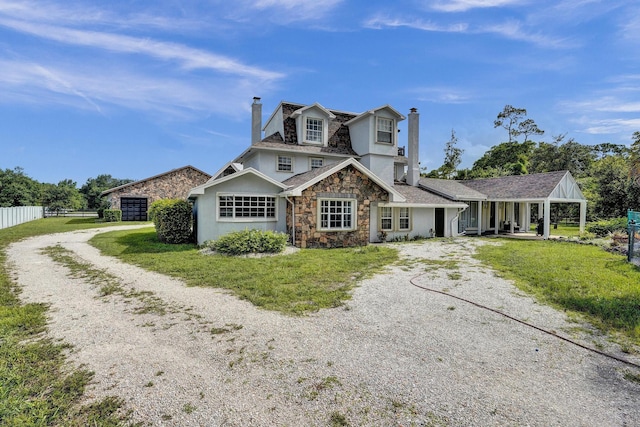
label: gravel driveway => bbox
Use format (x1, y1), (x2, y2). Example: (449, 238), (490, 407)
(7, 225), (640, 426)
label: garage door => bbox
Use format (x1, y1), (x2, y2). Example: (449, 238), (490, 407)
(121, 197), (148, 221)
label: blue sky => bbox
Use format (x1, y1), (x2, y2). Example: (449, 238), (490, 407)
(1, 0), (638, 185)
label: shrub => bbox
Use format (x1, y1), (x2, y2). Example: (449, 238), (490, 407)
(586, 217), (628, 237)
(103, 209), (121, 222)
(211, 229), (288, 255)
(149, 199), (193, 244)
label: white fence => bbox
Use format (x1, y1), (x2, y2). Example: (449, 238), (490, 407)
(0, 206), (44, 230)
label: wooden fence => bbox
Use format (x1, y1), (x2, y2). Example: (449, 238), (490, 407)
(0, 206), (44, 230)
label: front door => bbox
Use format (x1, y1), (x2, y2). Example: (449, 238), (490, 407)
(435, 208), (445, 237)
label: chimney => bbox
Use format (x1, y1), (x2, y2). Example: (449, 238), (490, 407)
(407, 107), (420, 186)
(251, 97), (262, 145)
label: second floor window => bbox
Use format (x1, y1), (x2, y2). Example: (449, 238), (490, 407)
(310, 157), (324, 169)
(306, 118), (323, 143)
(377, 117), (393, 144)
(277, 156), (293, 172)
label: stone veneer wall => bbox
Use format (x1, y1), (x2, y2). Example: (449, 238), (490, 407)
(107, 167), (210, 209)
(288, 165), (389, 248)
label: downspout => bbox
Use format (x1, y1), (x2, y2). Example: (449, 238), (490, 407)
(450, 208), (464, 237)
(285, 196), (295, 245)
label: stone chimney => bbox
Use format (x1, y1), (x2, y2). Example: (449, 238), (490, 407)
(251, 97), (262, 145)
(407, 107), (420, 186)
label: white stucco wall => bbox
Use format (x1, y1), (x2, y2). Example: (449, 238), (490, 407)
(194, 174), (287, 245)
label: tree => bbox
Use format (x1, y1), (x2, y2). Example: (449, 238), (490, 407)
(0, 167), (41, 207)
(79, 174), (133, 209)
(589, 155), (630, 219)
(470, 140), (535, 176)
(494, 105), (544, 144)
(630, 131), (640, 186)
(42, 180), (84, 214)
(441, 129), (463, 179)
(528, 134), (595, 178)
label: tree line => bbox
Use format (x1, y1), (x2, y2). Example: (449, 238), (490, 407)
(426, 105), (640, 220)
(0, 168), (132, 214)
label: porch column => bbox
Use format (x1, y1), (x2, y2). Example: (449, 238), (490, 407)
(494, 201), (499, 235)
(477, 201), (482, 236)
(509, 202), (515, 233)
(524, 202), (530, 232)
(543, 199), (551, 240)
(579, 200), (587, 233)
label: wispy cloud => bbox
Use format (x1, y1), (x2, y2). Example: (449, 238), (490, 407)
(0, 59), (274, 119)
(227, 0), (344, 24)
(364, 14), (571, 48)
(0, 18), (282, 80)
(429, 0), (524, 13)
(410, 86), (474, 104)
(363, 15), (469, 33)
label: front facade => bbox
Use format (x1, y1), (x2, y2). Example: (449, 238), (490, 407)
(189, 98), (587, 247)
(189, 99), (466, 248)
(102, 166), (211, 221)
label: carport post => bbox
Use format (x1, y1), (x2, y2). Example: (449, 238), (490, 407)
(494, 202), (499, 235)
(543, 200), (551, 239)
(579, 200), (586, 233)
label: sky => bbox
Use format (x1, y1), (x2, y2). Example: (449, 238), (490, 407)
(1, 0), (639, 186)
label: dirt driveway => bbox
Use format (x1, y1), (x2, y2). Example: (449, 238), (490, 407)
(7, 225), (640, 426)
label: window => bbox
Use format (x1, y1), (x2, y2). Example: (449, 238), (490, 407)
(319, 199), (356, 231)
(277, 155), (293, 172)
(459, 201), (478, 230)
(306, 118), (323, 143)
(377, 117), (393, 144)
(218, 195), (276, 220)
(378, 206), (411, 231)
(380, 206), (392, 231)
(398, 207), (410, 230)
(309, 157), (324, 169)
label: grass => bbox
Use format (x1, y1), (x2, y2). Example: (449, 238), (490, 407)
(0, 217), (147, 426)
(89, 228), (398, 315)
(475, 238), (640, 346)
(529, 222), (582, 238)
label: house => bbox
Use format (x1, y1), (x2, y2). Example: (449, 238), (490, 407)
(189, 99), (467, 248)
(102, 165), (211, 221)
(188, 98), (586, 247)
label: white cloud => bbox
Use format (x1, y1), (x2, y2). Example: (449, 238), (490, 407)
(429, 0), (524, 13)
(228, 0), (344, 24)
(0, 59), (273, 119)
(363, 15), (468, 32)
(0, 18), (283, 81)
(411, 86), (474, 104)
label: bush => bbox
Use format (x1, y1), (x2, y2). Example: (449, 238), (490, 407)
(586, 217), (628, 237)
(149, 199), (193, 244)
(103, 209), (121, 222)
(210, 229), (288, 255)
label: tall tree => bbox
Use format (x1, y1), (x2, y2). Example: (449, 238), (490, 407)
(494, 105), (527, 143)
(0, 167), (41, 207)
(435, 129), (464, 179)
(517, 118), (544, 142)
(470, 140), (535, 177)
(529, 134), (594, 178)
(630, 131), (640, 187)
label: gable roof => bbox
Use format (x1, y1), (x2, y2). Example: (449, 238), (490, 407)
(290, 102), (336, 119)
(207, 161), (243, 182)
(280, 158), (406, 202)
(344, 104), (406, 125)
(101, 165), (211, 196)
(188, 167), (288, 197)
(461, 170), (581, 200)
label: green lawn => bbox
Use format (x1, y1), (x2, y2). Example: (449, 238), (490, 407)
(529, 222), (583, 237)
(475, 238), (640, 346)
(89, 228), (399, 315)
(0, 218), (147, 426)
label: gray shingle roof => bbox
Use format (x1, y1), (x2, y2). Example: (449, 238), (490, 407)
(418, 178), (487, 200)
(281, 163), (337, 188)
(460, 170), (569, 199)
(392, 183), (467, 206)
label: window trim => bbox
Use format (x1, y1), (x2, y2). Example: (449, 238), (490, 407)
(398, 207), (411, 231)
(379, 206), (393, 231)
(277, 155), (293, 173)
(376, 117), (394, 145)
(217, 193), (278, 222)
(317, 198), (357, 232)
(305, 117), (324, 144)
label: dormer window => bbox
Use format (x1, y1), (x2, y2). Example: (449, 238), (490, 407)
(306, 118), (323, 144)
(377, 117), (394, 144)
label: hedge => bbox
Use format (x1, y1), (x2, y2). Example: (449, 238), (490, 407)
(209, 229), (288, 255)
(149, 199), (193, 244)
(103, 209), (122, 222)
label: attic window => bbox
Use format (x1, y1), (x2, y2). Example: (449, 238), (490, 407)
(306, 118), (323, 143)
(377, 117), (393, 144)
